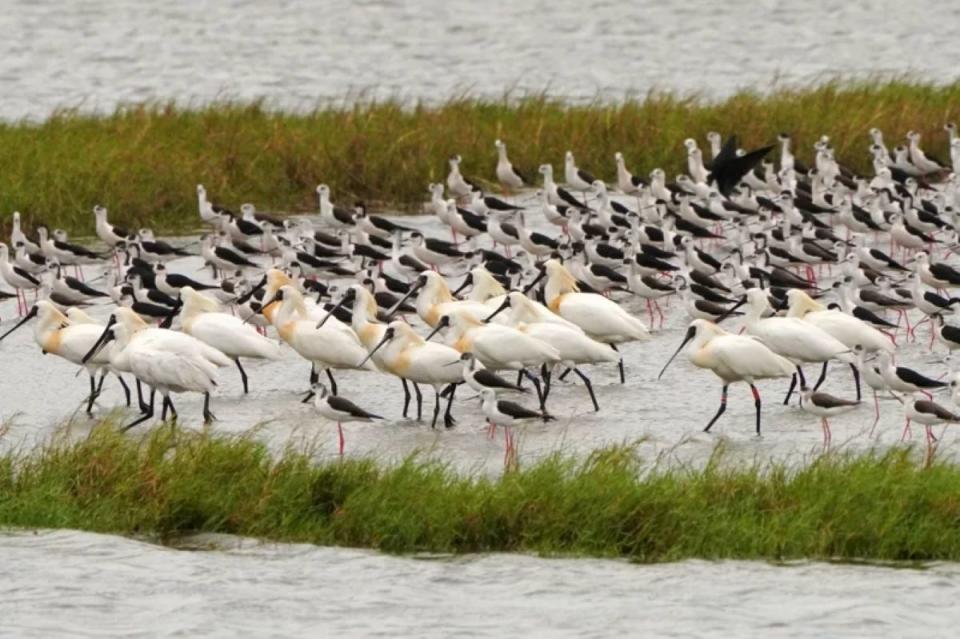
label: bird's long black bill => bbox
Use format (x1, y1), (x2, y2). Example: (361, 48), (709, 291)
(0, 305), (39, 342)
(386, 280), (423, 318)
(658, 325), (695, 380)
(451, 273), (473, 298)
(357, 330), (393, 367)
(715, 297), (747, 324)
(317, 294), (349, 328)
(522, 271), (545, 294)
(81, 315), (118, 364)
(424, 323), (446, 342)
(483, 297), (510, 323)
(236, 276), (267, 305)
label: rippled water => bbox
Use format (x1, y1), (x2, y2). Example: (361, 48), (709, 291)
(0, 529), (955, 637)
(1, 0), (959, 120)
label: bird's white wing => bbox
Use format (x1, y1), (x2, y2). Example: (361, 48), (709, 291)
(192, 313), (282, 360)
(130, 348), (218, 393)
(711, 335), (796, 379)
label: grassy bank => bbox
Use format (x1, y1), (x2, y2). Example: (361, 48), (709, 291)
(1, 423), (959, 562)
(1, 79), (959, 236)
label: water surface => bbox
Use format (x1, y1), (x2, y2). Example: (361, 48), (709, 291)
(0, 529), (955, 637)
(2, 0), (959, 120)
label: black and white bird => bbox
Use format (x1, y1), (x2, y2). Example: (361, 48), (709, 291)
(225, 204), (266, 243)
(154, 264), (219, 297)
(50, 267), (109, 305)
(931, 314), (960, 353)
(799, 386), (860, 446)
(480, 388), (555, 463)
(457, 352), (526, 395)
(495, 139), (528, 194)
(913, 251), (960, 289)
(904, 394), (960, 445)
(93, 205), (133, 248)
(317, 184), (357, 229)
(135, 229), (192, 263)
(410, 232), (470, 268)
(876, 351), (947, 396)
(311, 382), (382, 456)
(37, 226), (104, 269)
(201, 234), (260, 273)
(564, 151), (597, 198)
(354, 203), (416, 238)
(540, 164), (590, 211)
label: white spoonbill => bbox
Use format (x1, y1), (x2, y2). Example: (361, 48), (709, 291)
(388, 271), (503, 327)
(81, 307), (232, 429)
(0, 301), (119, 415)
(528, 259), (649, 382)
(360, 321), (464, 428)
(484, 291), (619, 411)
(271, 285), (374, 396)
(730, 288), (853, 404)
(319, 284), (425, 419)
(179, 286), (282, 394)
(785, 288), (893, 400)
(659, 319), (796, 435)
(425, 308), (561, 405)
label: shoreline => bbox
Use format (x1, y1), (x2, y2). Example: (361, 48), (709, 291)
(2, 421), (958, 563)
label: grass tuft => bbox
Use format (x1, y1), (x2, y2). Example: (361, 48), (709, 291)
(2, 78), (959, 236)
(1, 422), (959, 562)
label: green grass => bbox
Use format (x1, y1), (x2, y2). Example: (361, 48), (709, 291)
(2, 422), (960, 562)
(2, 78), (959, 236)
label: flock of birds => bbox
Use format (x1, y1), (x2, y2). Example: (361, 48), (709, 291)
(3, 123), (960, 461)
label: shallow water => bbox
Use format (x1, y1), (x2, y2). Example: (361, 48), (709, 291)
(2, 0), (959, 120)
(0, 529), (956, 637)
(0, 214), (956, 475)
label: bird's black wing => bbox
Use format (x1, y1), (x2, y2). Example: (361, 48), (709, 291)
(896, 367), (946, 388)
(497, 400), (545, 420)
(473, 369), (524, 392)
(914, 399), (959, 421)
(810, 391), (859, 409)
(328, 395), (382, 420)
(710, 144), (775, 196)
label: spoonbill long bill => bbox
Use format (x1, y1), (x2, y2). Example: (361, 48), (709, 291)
(359, 321), (464, 428)
(529, 259), (649, 383)
(311, 383), (382, 456)
(659, 319), (795, 435)
(731, 288), (853, 405)
(179, 286), (282, 394)
(0, 301), (119, 415)
(81, 307), (232, 430)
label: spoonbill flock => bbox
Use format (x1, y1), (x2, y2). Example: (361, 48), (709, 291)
(3, 124), (960, 459)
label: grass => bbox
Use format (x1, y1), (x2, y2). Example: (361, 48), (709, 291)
(2, 78), (959, 236)
(1, 421), (960, 562)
